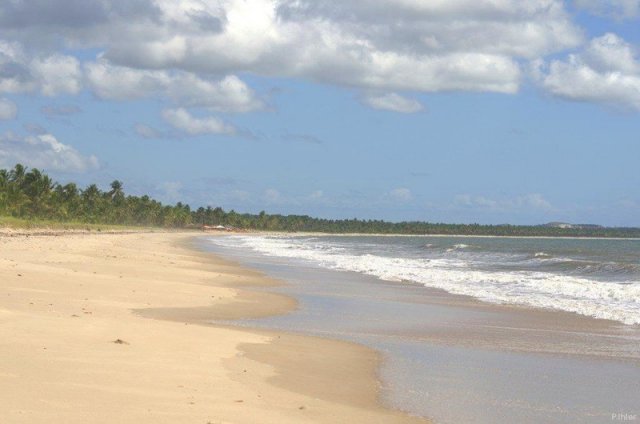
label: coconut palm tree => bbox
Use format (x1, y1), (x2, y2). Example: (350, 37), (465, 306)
(23, 168), (54, 217)
(0, 169), (8, 214)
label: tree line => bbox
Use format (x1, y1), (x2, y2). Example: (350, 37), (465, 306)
(2, 164), (639, 237)
(0, 164), (191, 227)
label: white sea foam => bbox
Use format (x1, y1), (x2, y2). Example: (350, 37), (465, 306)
(209, 235), (640, 325)
(446, 243), (471, 252)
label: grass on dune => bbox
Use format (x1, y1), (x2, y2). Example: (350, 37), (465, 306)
(0, 216), (156, 232)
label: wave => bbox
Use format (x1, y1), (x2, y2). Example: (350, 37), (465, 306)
(445, 243), (473, 252)
(526, 257), (640, 278)
(209, 236), (640, 325)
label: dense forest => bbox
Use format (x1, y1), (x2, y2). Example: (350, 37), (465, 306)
(2, 164), (639, 238)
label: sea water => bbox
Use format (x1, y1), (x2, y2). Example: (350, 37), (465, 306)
(210, 234), (640, 325)
(201, 234), (640, 423)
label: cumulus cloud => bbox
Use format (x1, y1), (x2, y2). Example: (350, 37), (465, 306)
(0, 40), (34, 93)
(0, 41), (82, 95)
(0, 97), (17, 119)
(167, 74), (262, 112)
(1, 0), (584, 109)
(84, 60), (168, 100)
(0, 131), (99, 172)
(0, 0), (160, 31)
(454, 193), (552, 211)
(31, 54), (82, 96)
(277, 0), (581, 58)
(536, 33), (640, 110)
(363, 92), (423, 113)
(573, 0), (640, 19)
(161, 108), (235, 135)
(85, 60), (261, 112)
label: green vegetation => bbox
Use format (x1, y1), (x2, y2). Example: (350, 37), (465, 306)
(0, 216), (149, 231)
(2, 164), (639, 237)
(1, 164), (191, 228)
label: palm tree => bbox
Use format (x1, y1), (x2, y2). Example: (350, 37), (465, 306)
(0, 169), (8, 214)
(81, 184), (103, 222)
(9, 164), (26, 187)
(106, 180), (126, 223)
(108, 180), (124, 201)
(53, 183), (80, 219)
(22, 168), (54, 217)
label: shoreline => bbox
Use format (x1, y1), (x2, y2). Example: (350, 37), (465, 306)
(202, 235), (640, 362)
(4, 225), (638, 241)
(238, 230), (640, 241)
(0, 231), (426, 423)
(203, 235), (640, 423)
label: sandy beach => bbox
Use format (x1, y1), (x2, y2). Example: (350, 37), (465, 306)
(0, 231), (425, 424)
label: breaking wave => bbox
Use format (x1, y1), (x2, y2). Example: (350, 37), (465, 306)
(208, 235), (640, 325)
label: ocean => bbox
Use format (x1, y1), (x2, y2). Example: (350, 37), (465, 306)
(211, 234), (640, 325)
(201, 234), (640, 423)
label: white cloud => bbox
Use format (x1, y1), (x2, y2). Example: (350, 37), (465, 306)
(574, 0), (640, 19)
(85, 60), (261, 112)
(84, 60), (169, 100)
(537, 33), (640, 110)
(0, 97), (17, 119)
(31, 54), (82, 96)
(454, 193), (552, 211)
(0, 41), (82, 95)
(0, 0), (160, 30)
(389, 187), (412, 202)
(161, 108), (235, 135)
(0, 131), (99, 172)
(0, 40), (34, 93)
(1, 0), (583, 109)
(363, 92), (423, 113)
(167, 74), (262, 112)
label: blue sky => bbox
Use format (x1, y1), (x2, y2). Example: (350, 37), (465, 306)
(1, 1), (639, 226)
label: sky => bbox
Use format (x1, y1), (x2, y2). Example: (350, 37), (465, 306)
(0, 0), (639, 226)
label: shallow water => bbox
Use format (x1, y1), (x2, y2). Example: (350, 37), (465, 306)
(199, 235), (640, 423)
(208, 234), (640, 325)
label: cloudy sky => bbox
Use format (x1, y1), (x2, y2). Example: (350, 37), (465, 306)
(1, 0), (639, 225)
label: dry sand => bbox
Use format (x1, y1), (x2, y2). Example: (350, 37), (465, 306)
(0, 231), (426, 423)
